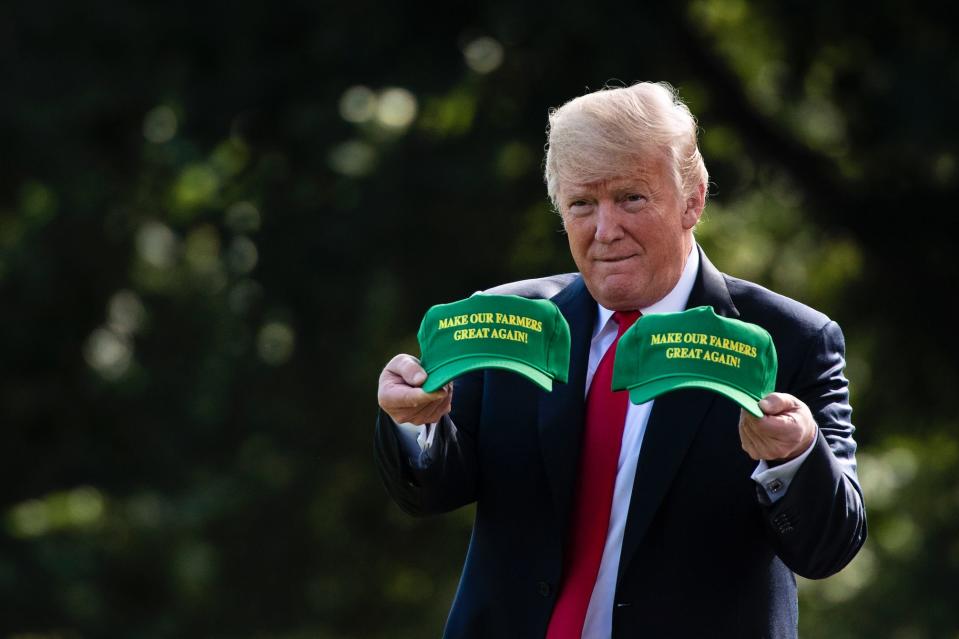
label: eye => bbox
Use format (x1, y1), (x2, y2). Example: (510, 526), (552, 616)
(566, 199), (594, 216)
(622, 193), (648, 210)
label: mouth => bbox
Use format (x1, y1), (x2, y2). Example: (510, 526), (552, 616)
(594, 254), (638, 263)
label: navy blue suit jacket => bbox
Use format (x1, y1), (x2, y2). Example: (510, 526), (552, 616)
(374, 247), (866, 638)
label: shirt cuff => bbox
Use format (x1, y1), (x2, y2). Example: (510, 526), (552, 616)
(395, 422), (437, 465)
(750, 435), (817, 503)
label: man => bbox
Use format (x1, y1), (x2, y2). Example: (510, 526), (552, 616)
(374, 82), (866, 638)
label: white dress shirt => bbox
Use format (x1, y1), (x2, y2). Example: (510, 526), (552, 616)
(395, 243), (815, 638)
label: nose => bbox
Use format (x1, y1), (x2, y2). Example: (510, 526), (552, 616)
(594, 199), (624, 243)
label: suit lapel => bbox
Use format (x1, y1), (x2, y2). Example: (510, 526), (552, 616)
(616, 246), (740, 584)
(538, 275), (595, 547)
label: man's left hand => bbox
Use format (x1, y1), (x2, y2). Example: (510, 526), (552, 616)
(739, 392), (818, 463)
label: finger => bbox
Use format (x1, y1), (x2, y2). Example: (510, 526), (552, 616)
(746, 418), (814, 462)
(757, 412), (815, 457)
(407, 394), (452, 424)
(385, 354), (428, 387)
(402, 382), (454, 424)
(380, 381), (449, 410)
(739, 410), (765, 459)
(739, 407), (761, 430)
(389, 396), (443, 425)
(739, 420), (763, 460)
(742, 410), (789, 460)
(745, 413), (785, 444)
(416, 384), (453, 421)
(400, 406), (435, 425)
(414, 401), (452, 425)
(758, 392), (800, 416)
(739, 411), (765, 448)
(423, 388), (454, 422)
(759, 413), (801, 436)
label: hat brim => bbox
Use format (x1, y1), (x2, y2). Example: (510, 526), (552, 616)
(423, 356), (554, 393)
(627, 377), (764, 417)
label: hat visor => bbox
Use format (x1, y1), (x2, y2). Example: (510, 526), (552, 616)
(627, 377), (764, 417)
(423, 356), (553, 393)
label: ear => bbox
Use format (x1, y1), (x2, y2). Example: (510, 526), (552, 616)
(681, 181), (706, 230)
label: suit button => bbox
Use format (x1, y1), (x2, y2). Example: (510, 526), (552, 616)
(537, 581), (552, 597)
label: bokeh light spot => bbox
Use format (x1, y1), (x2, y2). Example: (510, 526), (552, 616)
(933, 153), (956, 185)
(226, 235), (258, 274)
(878, 515), (920, 556)
(125, 492), (166, 529)
(143, 105), (178, 143)
(419, 89), (477, 138)
(184, 225), (222, 274)
(496, 142), (534, 179)
(173, 164), (220, 210)
(339, 85), (378, 123)
(7, 486), (107, 538)
(463, 36), (504, 74)
(375, 87), (418, 130)
(257, 321), (295, 365)
(386, 567), (435, 603)
(210, 137), (250, 176)
(9, 499), (49, 537)
(65, 487), (106, 526)
(173, 541), (217, 600)
(19, 180), (58, 225)
(136, 221), (179, 269)
(108, 289), (147, 337)
(328, 140), (377, 177)
(225, 201), (261, 233)
(84, 327), (133, 380)
(807, 545), (877, 604)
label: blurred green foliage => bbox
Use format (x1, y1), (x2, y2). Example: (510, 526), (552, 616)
(1, 0), (957, 637)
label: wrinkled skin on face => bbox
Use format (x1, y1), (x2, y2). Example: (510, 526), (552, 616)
(558, 154), (705, 311)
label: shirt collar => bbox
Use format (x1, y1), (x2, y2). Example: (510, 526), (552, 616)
(594, 242), (700, 336)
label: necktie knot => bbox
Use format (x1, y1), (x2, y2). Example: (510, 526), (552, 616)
(612, 310), (641, 337)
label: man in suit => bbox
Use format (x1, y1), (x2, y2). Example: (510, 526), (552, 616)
(374, 82), (866, 638)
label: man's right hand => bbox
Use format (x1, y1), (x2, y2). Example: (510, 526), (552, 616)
(378, 354), (453, 425)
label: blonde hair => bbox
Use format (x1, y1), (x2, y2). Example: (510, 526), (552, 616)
(544, 81), (708, 208)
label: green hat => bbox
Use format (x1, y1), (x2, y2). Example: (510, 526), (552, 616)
(418, 294), (571, 392)
(612, 306), (777, 417)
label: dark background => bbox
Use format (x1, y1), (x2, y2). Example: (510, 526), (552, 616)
(2, 1), (957, 637)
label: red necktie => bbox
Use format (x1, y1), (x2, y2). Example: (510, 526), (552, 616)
(546, 310), (641, 639)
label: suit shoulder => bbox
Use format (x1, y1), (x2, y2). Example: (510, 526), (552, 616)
(482, 273), (579, 300)
(724, 274), (834, 337)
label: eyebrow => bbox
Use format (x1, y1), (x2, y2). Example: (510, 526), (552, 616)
(564, 179), (651, 199)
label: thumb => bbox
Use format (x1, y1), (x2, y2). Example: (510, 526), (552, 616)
(404, 367), (428, 387)
(396, 355), (428, 387)
(384, 354), (428, 387)
(758, 392), (799, 416)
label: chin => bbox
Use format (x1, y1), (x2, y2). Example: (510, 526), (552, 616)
(592, 282), (644, 312)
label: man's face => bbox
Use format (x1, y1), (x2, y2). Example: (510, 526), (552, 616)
(558, 155), (702, 311)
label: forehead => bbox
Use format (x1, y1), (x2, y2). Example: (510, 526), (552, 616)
(557, 150), (674, 195)
(564, 175), (648, 193)
(560, 164), (667, 197)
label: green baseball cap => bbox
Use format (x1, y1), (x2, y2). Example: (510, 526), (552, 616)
(612, 306), (778, 417)
(417, 294), (571, 392)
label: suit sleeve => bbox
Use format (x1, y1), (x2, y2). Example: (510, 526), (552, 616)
(760, 320), (867, 579)
(373, 369), (485, 517)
